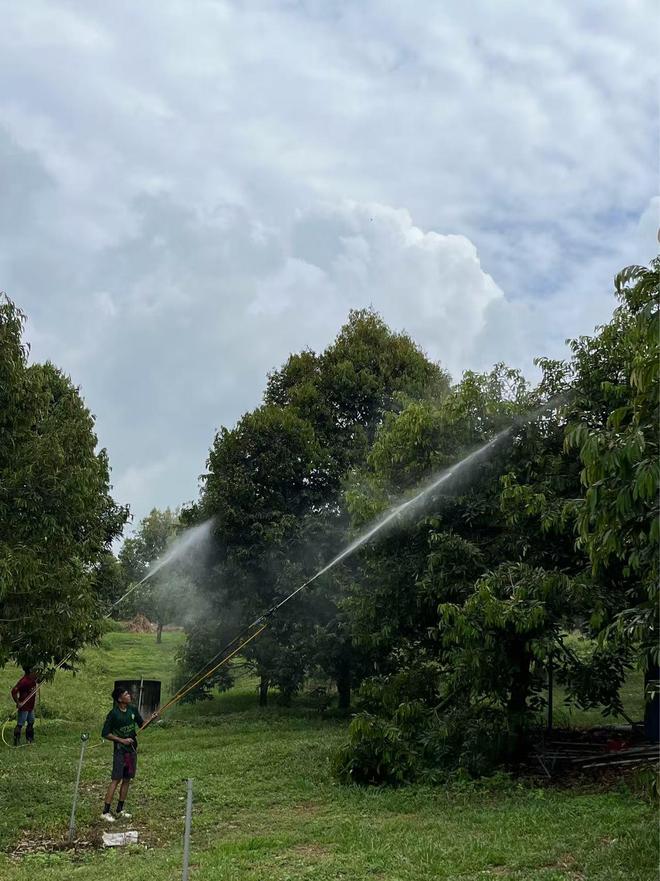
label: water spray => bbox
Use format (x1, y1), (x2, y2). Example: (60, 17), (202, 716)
(144, 424), (517, 720)
(1, 520), (213, 745)
(5, 398), (562, 742)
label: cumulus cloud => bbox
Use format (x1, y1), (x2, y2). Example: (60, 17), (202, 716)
(0, 0), (656, 526)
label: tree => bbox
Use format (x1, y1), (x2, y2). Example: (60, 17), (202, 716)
(333, 363), (599, 778)
(503, 260), (659, 713)
(566, 260), (659, 660)
(118, 507), (182, 642)
(334, 261), (660, 783)
(182, 310), (448, 706)
(93, 551), (127, 613)
(265, 308), (449, 494)
(565, 261), (660, 733)
(0, 296), (128, 669)
(198, 405), (326, 703)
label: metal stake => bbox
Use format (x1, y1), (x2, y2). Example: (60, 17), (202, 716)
(182, 778), (193, 881)
(547, 651), (554, 734)
(68, 733), (89, 843)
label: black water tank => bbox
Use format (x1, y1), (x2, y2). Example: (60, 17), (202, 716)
(114, 679), (161, 718)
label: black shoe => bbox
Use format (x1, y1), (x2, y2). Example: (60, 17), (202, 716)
(13, 727), (21, 747)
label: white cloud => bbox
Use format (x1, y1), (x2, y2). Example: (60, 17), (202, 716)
(0, 0), (657, 527)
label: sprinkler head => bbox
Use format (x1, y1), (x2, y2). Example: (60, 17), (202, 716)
(81, 733), (89, 742)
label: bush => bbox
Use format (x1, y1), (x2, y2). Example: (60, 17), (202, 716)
(434, 704), (512, 777)
(331, 708), (423, 785)
(101, 619), (125, 634)
(331, 700), (513, 786)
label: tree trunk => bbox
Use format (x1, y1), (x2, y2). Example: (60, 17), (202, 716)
(507, 638), (532, 760)
(259, 675), (270, 707)
(336, 663), (352, 712)
(156, 622), (163, 644)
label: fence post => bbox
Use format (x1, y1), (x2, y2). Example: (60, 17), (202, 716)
(182, 778), (193, 881)
(547, 651), (554, 734)
(68, 733), (89, 843)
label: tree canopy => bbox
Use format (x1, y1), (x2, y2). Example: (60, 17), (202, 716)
(151, 260), (659, 781)
(118, 507), (191, 642)
(0, 297), (127, 670)
(182, 309), (448, 705)
(332, 261), (659, 782)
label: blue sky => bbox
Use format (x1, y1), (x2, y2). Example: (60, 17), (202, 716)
(0, 0), (657, 529)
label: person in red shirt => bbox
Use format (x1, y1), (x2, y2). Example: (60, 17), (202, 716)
(11, 667), (39, 746)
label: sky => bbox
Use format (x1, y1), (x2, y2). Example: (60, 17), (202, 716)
(0, 0), (658, 532)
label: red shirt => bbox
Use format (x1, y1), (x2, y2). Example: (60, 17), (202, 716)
(11, 674), (38, 711)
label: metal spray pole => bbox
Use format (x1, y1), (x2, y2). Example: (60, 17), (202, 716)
(182, 778), (193, 881)
(68, 733), (89, 843)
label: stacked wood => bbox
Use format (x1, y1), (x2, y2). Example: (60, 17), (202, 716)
(532, 734), (659, 777)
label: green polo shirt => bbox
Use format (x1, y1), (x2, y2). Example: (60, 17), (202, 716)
(102, 704), (144, 751)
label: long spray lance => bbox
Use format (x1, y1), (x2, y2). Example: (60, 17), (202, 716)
(143, 395), (571, 720)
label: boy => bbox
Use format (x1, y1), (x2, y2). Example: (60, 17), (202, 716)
(11, 667), (39, 746)
(101, 686), (157, 821)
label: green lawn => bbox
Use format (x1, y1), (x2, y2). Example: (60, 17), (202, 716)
(0, 630), (657, 881)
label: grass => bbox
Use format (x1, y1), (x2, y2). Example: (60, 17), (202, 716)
(0, 630), (657, 881)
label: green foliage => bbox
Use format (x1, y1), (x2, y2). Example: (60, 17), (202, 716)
(565, 259), (659, 661)
(265, 308), (450, 485)
(557, 640), (633, 717)
(334, 259), (659, 780)
(92, 551), (126, 612)
(331, 707), (425, 785)
(438, 564), (575, 719)
(0, 296), (128, 669)
(176, 262), (656, 784)
(118, 507), (191, 640)
(183, 310), (447, 705)
(204, 406), (325, 556)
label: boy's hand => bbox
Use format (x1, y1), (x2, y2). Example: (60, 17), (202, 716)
(121, 737), (133, 746)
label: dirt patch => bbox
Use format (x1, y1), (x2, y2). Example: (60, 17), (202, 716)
(8, 830), (100, 859)
(543, 853), (585, 880)
(8, 820), (164, 858)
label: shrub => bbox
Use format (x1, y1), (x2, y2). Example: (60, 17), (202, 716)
(332, 699), (512, 786)
(331, 709), (422, 785)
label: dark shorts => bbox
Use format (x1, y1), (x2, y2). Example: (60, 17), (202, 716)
(111, 748), (138, 780)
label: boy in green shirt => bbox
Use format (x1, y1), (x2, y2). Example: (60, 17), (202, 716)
(101, 686), (157, 821)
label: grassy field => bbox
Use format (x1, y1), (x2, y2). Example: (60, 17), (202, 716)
(0, 629), (656, 881)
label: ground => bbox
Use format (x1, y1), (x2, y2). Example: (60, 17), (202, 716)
(0, 629), (657, 881)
